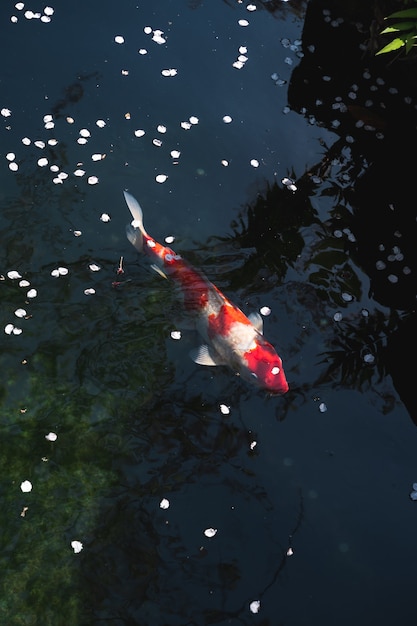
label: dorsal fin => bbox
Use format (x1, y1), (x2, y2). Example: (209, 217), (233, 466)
(248, 312), (263, 334)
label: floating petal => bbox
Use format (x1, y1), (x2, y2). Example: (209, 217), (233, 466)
(7, 270), (22, 279)
(249, 601), (260, 614)
(71, 540), (83, 553)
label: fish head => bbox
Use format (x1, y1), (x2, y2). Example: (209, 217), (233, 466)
(242, 337), (289, 395)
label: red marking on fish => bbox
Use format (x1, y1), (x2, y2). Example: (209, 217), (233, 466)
(124, 191), (289, 394)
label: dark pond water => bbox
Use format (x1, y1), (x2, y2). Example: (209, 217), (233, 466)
(1, 1), (417, 624)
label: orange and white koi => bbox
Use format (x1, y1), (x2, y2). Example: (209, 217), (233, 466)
(124, 191), (289, 395)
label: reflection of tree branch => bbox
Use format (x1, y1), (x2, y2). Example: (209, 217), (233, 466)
(315, 309), (402, 390)
(209, 177), (319, 291)
(195, 489), (305, 625)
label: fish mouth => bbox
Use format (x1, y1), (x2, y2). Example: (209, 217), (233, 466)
(266, 381), (289, 396)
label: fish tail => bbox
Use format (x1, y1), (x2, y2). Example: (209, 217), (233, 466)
(124, 191), (148, 253)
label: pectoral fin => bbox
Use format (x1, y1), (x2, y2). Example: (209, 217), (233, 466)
(190, 344), (226, 367)
(248, 312), (263, 334)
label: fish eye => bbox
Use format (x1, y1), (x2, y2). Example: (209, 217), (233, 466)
(271, 366), (280, 375)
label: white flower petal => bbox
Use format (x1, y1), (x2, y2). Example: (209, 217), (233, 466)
(20, 480), (32, 493)
(7, 270), (22, 279)
(71, 540), (83, 553)
(249, 600), (260, 614)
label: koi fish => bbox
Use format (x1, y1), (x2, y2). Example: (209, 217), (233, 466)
(124, 191), (289, 395)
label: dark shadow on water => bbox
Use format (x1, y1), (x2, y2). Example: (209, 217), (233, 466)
(286, 0), (417, 424)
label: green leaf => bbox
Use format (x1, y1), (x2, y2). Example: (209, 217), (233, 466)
(406, 36), (416, 52)
(376, 38), (406, 55)
(381, 21), (417, 33)
(386, 8), (417, 20)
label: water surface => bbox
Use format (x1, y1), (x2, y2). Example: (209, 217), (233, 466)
(1, 1), (416, 625)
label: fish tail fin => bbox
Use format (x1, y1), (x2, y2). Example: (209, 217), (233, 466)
(126, 223), (143, 252)
(124, 190), (148, 253)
